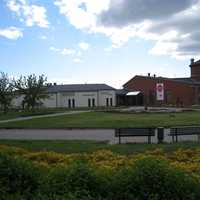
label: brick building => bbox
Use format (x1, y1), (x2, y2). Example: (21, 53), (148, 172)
(117, 59), (200, 106)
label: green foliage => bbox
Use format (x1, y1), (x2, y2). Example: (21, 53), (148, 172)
(0, 153), (42, 199)
(0, 72), (14, 113)
(14, 74), (48, 110)
(42, 162), (104, 199)
(1, 150), (200, 200)
(110, 157), (200, 200)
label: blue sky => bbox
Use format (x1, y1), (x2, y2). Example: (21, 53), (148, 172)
(1, 0), (199, 88)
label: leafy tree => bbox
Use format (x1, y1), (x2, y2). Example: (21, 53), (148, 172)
(14, 74), (49, 110)
(0, 72), (14, 113)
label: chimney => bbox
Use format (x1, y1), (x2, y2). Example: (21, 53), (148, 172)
(53, 83), (57, 86)
(190, 58), (195, 65)
(148, 73), (150, 77)
(153, 74), (156, 78)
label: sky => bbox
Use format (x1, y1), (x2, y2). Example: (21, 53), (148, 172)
(0, 0), (200, 88)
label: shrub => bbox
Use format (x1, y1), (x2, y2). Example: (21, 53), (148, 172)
(110, 156), (200, 200)
(42, 161), (105, 199)
(0, 153), (42, 199)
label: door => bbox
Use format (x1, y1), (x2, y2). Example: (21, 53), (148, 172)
(72, 99), (75, 108)
(92, 98), (95, 107)
(110, 98), (113, 106)
(68, 99), (71, 108)
(106, 98), (109, 107)
(88, 98), (91, 107)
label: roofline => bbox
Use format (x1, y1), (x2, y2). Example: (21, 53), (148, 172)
(47, 88), (116, 93)
(123, 75), (200, 87)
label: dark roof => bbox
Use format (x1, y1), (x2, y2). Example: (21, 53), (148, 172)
(171, 78), (200, 85)
(123, 75), (200, 87)
(116, 89), (129, 95)
(47, 84), (116, 93)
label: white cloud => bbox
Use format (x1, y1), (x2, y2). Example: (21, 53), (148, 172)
(40, 35), (47, 40)
(73, 58), (82, 63)
(0, 27), (23, 40)
(79, 42), (89, 51)
(49, 46), (76, 56)
(7, 0), (49, 28)
(49, 46), (60, 52)
(54, 0), (200, 60)
(61, 48), (76, 55)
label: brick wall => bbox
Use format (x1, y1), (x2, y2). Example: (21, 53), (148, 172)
(124, 76), (196, 106)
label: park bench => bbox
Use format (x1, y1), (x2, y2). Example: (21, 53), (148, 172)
(169, 127), (200, 143)
(115, 128), (155, 144)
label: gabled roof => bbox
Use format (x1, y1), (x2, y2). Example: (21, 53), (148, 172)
(47, 84), (116, 93)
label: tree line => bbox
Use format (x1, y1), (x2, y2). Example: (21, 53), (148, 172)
(0, 72), (49, 113)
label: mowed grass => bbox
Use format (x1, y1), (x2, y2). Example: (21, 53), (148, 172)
(0, 140), (200, 155)
(0, 111), (200, 128)
(0, 108), (68, 121)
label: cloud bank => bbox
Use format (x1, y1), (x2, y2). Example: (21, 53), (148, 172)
(54, 0), (200, 59)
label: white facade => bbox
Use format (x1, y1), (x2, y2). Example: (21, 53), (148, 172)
(13, 89), (116, 109)
(42, 90), (116, 108)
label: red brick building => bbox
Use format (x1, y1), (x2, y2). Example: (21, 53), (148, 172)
(117, 59), (200, 106)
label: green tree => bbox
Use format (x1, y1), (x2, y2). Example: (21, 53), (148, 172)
(14, 74), (49, 110)
(0, 72), (14, 113)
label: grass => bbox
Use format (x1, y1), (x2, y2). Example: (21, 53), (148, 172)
(1, 111), (200, 128)
(0, 140), (200, 155)
(0, 108), (69, 121)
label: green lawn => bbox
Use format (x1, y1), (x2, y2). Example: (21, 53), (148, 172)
(0, 108), (69, 121)
(0, 140), (200, 154)
(1, 111), (200, 128)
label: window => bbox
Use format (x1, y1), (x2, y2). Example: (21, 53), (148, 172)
(88, 99), (91, 107)
(92, 98), (95, 107)
(110, 98), (113, 106)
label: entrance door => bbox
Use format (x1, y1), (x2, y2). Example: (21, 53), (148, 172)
(88, 99), (91, 107)
(72, 99), (75, 108)
(106, 98), (109, 106)
(68, 99), (71, 108)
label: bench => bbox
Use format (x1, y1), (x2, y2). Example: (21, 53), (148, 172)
(115, 128), (155, 144)
(170, 127), (200, 143)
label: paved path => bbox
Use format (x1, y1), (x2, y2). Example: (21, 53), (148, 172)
(0, 128), (198, 144)
(0, 129), (115, 142)
(0, 110), (91, 124)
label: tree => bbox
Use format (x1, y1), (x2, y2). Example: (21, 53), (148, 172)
(0, 72), (14, 113)
(14, 74), (49, 110)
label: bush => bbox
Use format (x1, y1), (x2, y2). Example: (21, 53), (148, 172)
(110, 157), (200, 200)
(0, 153), (42, 199)
(42, 161), (105, 199)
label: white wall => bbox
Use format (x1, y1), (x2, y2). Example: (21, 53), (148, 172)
(12, 90), (116, 108)
(12, 95), (24, 108)
(98, 90), (116, 107)
(42, 93), (57, 108)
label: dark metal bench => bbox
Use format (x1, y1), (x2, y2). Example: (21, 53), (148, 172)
(115, 128), (155, 144)
(170, 127), (200, 143)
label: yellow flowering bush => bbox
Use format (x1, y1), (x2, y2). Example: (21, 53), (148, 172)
(2, 144), (200, 175)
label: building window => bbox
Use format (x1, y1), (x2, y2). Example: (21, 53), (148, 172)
(88, 99), (91, 107)
(106, 98), (109, 107)
(92, 98), (95, 107)
(110, 98), (113, 106)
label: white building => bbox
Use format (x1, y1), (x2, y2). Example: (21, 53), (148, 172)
(13, 84), (116, 108)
